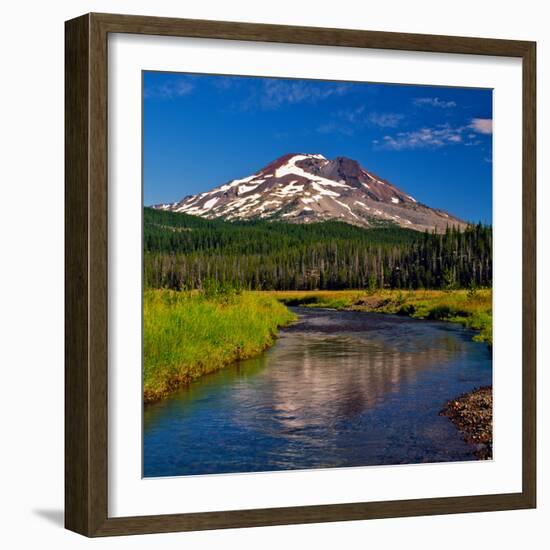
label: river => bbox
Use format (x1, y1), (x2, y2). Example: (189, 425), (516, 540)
(143, 307), (492, 477)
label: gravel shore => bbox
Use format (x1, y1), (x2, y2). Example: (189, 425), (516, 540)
(440, 386), (493, 459)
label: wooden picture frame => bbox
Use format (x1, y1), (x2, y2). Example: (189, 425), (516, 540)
(65, 12), (536, 537)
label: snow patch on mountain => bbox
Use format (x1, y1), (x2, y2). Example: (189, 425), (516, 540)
(203, 197), (219, 210)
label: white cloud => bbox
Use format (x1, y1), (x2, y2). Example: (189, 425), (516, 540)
(470, 118), (493, 134)
(377, 116), (493, 150)
(414, 97), (457, 108)
(144, 78), (194, 99)
(318, 107), (404, 135)
(377, 123), (464, 150)
(259, 80), (349, 109)
(336, 105), (365, 123)
(368, 112), (404, 128)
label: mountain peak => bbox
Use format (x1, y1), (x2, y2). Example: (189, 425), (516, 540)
(154, 153), (465, 232)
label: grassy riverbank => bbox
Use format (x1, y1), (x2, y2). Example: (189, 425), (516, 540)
(270, 289), (492, 345)
(144, 289), (296, 403)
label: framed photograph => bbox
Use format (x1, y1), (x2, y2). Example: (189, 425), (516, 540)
(65, 12), (536, 537)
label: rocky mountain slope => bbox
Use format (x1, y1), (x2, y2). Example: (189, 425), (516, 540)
(154, 153), (466, 232)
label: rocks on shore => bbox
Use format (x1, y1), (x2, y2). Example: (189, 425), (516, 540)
(440, 386), (493, 460)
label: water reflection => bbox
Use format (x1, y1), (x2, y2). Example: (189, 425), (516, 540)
(144, 308), (492, 477)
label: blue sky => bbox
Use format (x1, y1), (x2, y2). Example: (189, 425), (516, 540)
(143, 71), (493, 223)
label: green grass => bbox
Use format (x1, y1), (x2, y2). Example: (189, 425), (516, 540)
(271, 289), (492, 345)
(143, 289), (297, 403)
(144, 287), (491, 403)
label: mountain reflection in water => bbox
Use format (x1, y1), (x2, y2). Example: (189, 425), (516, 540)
(144, 308), (492, 477)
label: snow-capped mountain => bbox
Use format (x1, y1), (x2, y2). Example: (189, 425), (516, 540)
(154, 153), (466, 232)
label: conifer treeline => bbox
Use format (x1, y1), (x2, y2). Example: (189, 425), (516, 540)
(144, 208), (492, 291)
